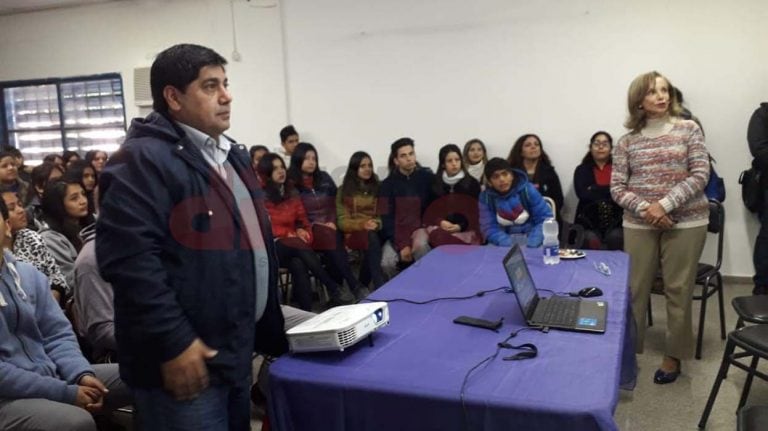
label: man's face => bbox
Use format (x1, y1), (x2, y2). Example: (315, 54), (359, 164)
(282, 134), (299, 155)
(394, 145), (416, 174)
(166, 65), (232, 139)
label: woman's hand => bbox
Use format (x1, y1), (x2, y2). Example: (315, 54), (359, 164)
(324, 222), (337, 230)
(364, 219), (378, 231)
(439, 220), (460, 233)
(643, 202), (668, 225)
(296, 228), (311, 243)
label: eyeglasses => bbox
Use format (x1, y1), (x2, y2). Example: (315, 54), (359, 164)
(591, 141), (611, 148)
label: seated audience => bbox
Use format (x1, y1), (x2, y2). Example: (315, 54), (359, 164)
(573, 131), (623, 250)
(479, 158), (552, 247)
(257, 154), (354, 310)
(84, 150), (108, 174)
(0, 149), (29, 206)
(250, 144), (269, 169)
(425, 144), (482, 247)
(278, 125), (299, 168)
(463, 138), (488, 184)
(0, 198), (131, 431)
(378, 138), (434, 278)
(507, 133), (564, 225)
(39, 179), (93, 290)
(2, 191), (70, 304)
(74, 218), (116, 363)
(64, 161), (98, 216)
(4, 146), (31, 183)
(62, 150), (81, 170)
(43, 154), (65, 169)
(289, 143), (368, 299)
(337, 151), (386, 289)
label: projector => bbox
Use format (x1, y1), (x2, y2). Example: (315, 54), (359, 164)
(286, 302), (390, 353)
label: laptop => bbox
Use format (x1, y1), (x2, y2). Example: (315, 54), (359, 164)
(502, 244), (607, 333)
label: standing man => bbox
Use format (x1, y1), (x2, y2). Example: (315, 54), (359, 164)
(749, 103), (768, 295)
(96, 44), (287, 430)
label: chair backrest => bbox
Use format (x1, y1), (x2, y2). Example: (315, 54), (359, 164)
(542, 196), (556, 217)
(707, 199), (725, 270)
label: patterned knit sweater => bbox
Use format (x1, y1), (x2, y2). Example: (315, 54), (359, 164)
(610, 118), (710, 229)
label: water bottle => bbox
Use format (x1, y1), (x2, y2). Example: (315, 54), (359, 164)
(542, 218), (560, 265)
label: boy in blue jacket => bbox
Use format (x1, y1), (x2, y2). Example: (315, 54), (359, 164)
(0, 199), (130, 430)
(479, 158), (552, 247)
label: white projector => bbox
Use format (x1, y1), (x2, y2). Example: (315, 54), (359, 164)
(286, 302), (390, 353)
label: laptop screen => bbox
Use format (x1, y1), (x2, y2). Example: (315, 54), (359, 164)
(502, 244), (539, 319)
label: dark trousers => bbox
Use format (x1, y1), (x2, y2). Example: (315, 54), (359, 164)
(275, 238), (341, 311)
(312, 225), (363, 292)
(753, 189), (768, 289)
(348, 230), (386, 289)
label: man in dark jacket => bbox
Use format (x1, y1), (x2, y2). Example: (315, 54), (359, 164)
(96, 44), (287, 430)
(378, 137), (434, 278)
(749, 103), (768, 295)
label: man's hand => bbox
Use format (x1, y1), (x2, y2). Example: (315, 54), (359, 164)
(400, 246), (413, 263)
(324, 222), (337, 230)
(77, 375), (109, 413)
(161, 338), (218, 400)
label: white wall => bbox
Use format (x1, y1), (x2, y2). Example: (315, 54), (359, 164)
(1, 0), (767, 277)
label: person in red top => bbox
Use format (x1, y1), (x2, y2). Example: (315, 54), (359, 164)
(256, 154), (354, 310)
(573, 131), (623, 250)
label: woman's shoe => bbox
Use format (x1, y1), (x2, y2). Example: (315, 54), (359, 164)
(653, 365), (681, 384)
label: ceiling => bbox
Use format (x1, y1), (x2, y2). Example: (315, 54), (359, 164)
(0, 0), (125, 16)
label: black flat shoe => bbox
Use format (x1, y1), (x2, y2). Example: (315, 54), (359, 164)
(653, 367), (681, 384)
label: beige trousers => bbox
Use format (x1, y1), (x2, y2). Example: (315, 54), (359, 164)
(624, 225), (707, 360)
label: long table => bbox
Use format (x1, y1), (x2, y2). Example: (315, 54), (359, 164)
(269, 245), (635, 431)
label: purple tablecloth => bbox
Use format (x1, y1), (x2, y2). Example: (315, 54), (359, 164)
(269, 245), (636, 431)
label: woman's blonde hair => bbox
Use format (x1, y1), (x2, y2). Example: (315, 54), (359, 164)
(624, 71), (682, 133)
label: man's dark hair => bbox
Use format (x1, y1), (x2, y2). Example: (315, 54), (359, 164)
(280, 125), (298, 144)
(2, 146), (22, 160)
(150, 44), (228, 114)
(388, 137), (415, 172)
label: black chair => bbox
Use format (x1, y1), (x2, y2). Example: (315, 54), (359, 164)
(732, 295), (768, 329)
(648, 199), (726, 359)
(738, 405), (768, 431)
(698, 325), (768, 429)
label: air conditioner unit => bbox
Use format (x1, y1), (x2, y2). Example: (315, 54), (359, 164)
(133, 67), (152, 107)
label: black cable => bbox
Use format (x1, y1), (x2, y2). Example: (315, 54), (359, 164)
(459, 326), (546, 430)
(536, 288), (572, 297)
(363, 286), (508, 305)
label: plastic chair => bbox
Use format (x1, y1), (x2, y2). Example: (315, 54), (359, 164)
(732, 295), (768, 329)
(648, 199), (726, 359)
(699, 325), (768, 428)
(738, 405), (768, 431)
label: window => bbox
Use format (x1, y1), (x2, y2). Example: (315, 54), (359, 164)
(1, 73), (126, 165)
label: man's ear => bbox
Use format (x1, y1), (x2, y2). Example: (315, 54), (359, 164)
(163, 85), (182, 112)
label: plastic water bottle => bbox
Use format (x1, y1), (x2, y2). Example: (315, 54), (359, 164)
(542, 218), (560, 265)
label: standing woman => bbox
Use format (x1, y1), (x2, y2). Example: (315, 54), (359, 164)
(573, 131), (623, 250)
(337, 151), (386, 289)
(426, 144), (481, 247)
(289, 143), (367, 299)
(611, 71), (709, 384)
(507, 134), (564, 224)
(257, 154), (354, 310)
(463, 138), (488, 184)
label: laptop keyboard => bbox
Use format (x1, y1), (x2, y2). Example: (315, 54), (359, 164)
(539, 297), (580, 326)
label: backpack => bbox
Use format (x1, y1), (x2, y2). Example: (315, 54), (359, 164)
(740, 165), (762, 213)
(704, 157), (725, 202)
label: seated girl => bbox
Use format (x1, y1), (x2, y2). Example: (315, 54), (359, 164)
(64, 160), (98, 216)
(573, 131), (624, 250)
(336, 151), (386, 289)
(478, 158), (552, 247)
(425, 144), (482, 247)
(288, 143), (368, 298)
(507, 134), (564, 225)
(38, 179), (94, 290)
(463, 138), (488, 184)
(257, 154), (355, 310)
